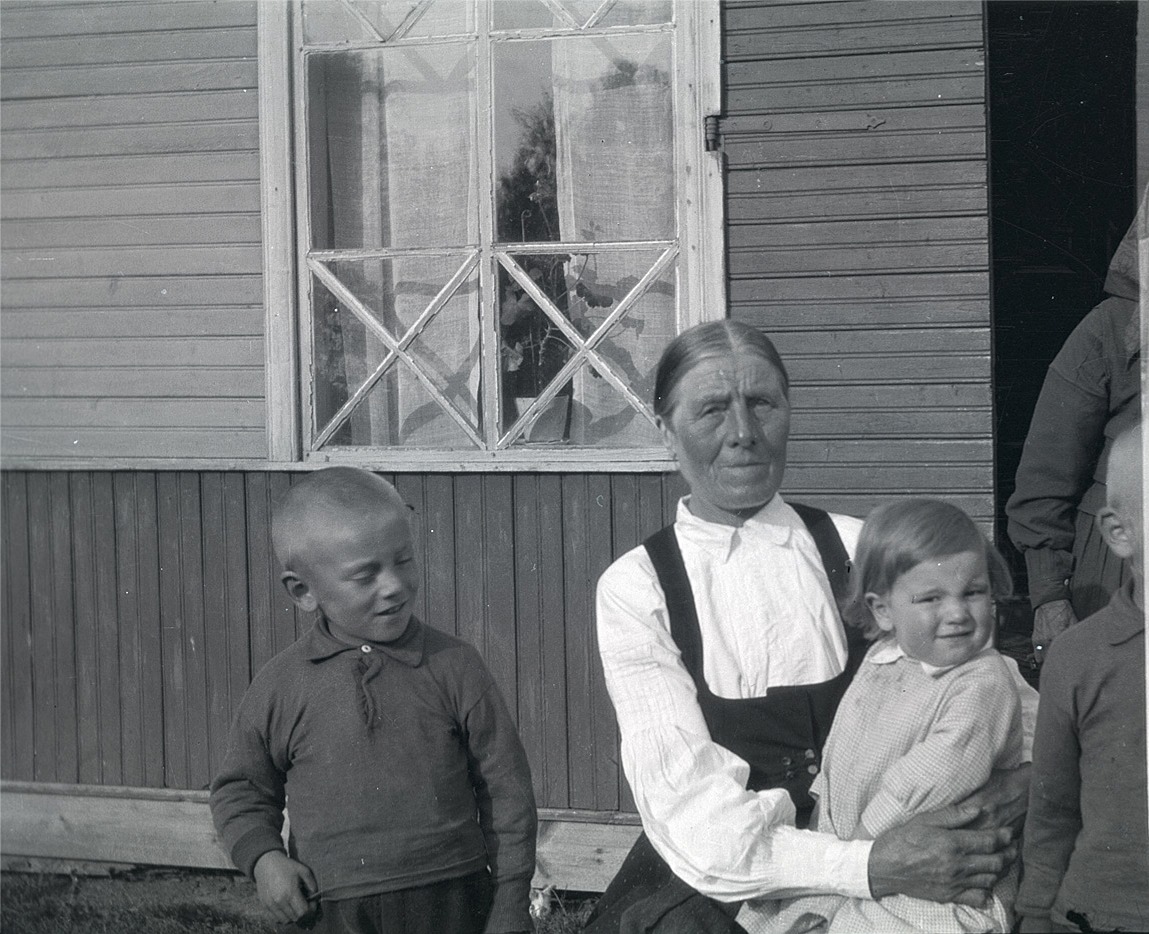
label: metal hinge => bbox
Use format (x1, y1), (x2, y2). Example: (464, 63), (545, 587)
(704, 114), (721, 152)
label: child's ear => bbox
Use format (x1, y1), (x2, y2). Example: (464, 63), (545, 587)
(1097, 506), (1136, 560)
(281, 571), (319, 612)
(865, 592), (895, 632)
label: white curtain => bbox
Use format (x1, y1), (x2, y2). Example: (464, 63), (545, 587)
(311, 45), (479, 447)
(552, 26), (676, 447)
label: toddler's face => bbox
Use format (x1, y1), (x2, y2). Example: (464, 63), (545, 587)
(868, 550), (994, 668)
(300, 504), (420, 646)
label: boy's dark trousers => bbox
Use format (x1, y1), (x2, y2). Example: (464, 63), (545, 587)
(286, 868), (493, 934)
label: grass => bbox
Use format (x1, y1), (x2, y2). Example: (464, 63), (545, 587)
(1, 870), (598, 934)
(1, 872), (270, 934)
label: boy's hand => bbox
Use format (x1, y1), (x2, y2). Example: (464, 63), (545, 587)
(253, 850), (319, 924)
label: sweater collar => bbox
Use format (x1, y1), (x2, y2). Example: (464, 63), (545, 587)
(1104, 579), (1144, 646)
(674, 493), (796, 562)
(304, 616), (426, 667)
(867, 635), (994, 677)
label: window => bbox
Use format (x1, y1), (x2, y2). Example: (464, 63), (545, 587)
(264, 0), (723, 467)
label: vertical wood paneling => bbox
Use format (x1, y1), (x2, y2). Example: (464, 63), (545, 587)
(92, 473), (122, 785)
(483, 477), (518, 718)
(136, 475), (166, 788)
(587, 474), (620, 811)
(537, 475), (569, 808)
(245, 474), (277, 676)
(0, 468), (691, 816)
(266, 475), (298, 654)
(179, 474), (210, 790)
(423, 475), (458, 637)
(512, 474), (545, 801)
(157, 474), (188, 788)
(70, 473), (102, 784)
(561, 475), (596, 810)
(455, 475), (486, 654)
(2, 473), (35, 779)
(27, 473), (57, 781)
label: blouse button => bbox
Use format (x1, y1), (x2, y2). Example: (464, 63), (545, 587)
(807, 764), (819, 775)
(360, 644), (372, 653)
(804, 749), (816, 760)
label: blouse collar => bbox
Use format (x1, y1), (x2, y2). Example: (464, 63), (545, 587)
(675, 494), (797, 562)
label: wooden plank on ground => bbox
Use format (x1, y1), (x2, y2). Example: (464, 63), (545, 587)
(0, 783), (640, 892)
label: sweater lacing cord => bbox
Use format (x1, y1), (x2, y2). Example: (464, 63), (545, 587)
(356, 653), (385, 728)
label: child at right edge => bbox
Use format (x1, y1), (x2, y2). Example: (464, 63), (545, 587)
(1016, 423), (1148, 933)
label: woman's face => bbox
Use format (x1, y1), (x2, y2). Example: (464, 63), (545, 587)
(657, 350), (791, 526)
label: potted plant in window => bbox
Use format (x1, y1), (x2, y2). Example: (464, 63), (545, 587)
(497, 97), (574, 442)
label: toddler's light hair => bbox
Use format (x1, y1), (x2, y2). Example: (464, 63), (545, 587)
(842, 498), (1013, 639)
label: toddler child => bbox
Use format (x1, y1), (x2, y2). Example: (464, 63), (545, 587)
(210, 467), (537, 934)
(740, 498), (1024, 934)
(1016, 423), (1148, 933)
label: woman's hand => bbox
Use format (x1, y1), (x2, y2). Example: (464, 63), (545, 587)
(955, 763), (1031, 834)
(867, 803), (1015, 906)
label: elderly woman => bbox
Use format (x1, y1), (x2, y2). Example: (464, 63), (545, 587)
(587, 321), (1036, 933)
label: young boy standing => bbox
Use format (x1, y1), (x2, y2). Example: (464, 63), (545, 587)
(210, 467), (537, 934)
(1017, 423), (1148, 933)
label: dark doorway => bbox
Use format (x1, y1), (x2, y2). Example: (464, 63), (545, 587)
(988, 0), (1137, 598)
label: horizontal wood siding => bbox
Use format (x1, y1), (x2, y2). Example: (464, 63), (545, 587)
(0, 469), (704, 815)
(0, 1), (265, 461)
(723, 0), (994, 522)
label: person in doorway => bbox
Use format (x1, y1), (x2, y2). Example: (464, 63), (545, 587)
(588, 321), (1038, 934)
(1006, 192), (1143, 663)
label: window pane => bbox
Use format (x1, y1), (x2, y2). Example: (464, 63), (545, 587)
(565, 250), (674, 447)
(311, 261), (481, 448)
(500, 249), (673, 446)
(494, 43), (558, 243)
(307, 44), (477, 250)
(302, 0), (474, 45)
(494, 34), (674, 244)
(491, 0), (672, 30)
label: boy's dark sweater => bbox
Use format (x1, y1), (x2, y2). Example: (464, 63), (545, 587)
(210, 617), (537, 933)
(1017, 580), (1148, 932)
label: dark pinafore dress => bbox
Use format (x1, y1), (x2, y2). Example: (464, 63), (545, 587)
(585, 504), (869, 934)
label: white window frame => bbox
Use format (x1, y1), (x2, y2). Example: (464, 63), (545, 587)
(259, 0), (724, 470)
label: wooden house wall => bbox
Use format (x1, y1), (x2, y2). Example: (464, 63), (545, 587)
(721, 0), (995, 525)
(0, 469), (698, 814)
(0, 0), (997, 845)
(0, 0), (266, 461)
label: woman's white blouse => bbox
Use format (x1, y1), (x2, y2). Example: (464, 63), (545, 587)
(596, 494), (1037, 903)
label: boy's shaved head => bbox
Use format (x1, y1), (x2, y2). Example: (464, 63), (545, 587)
(272, 467), (407, 572)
